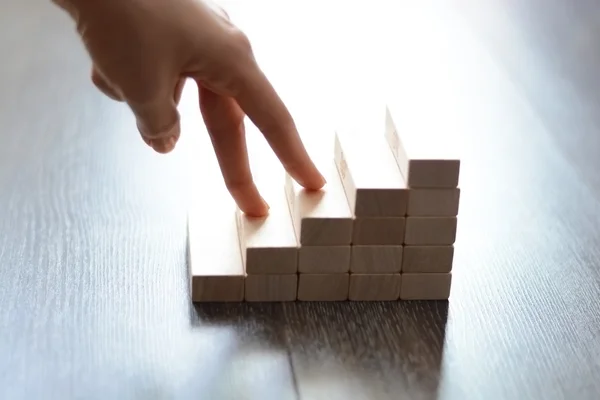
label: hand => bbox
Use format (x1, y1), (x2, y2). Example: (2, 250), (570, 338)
(54, 0), (326, 216)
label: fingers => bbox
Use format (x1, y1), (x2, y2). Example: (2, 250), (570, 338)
(197, 82), (269, 217)
(232, 60), (326, 191)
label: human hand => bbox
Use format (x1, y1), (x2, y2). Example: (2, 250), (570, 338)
(54, 0), (326, 216)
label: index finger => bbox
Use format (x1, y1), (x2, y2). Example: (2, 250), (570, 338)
(233, 64), (326, 190)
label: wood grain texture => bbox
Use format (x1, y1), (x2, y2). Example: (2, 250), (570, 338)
(194, 303), (298, 400)
(400, 273), (453, 300)
(402, 245), (455, 273)
(349, 274), (402, 301)
(351, 217), (406, 245)
(407, 188), (461, 217)
(298, 246), (351, 274)
(282, 301), (449, 400)
(297, 274), (349, 301)
(404, 217), (458, 245)
(3, 0), (600, 399)
(350, 246), (403, 274)
(244, 274), (298, 302)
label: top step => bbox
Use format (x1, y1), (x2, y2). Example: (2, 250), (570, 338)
(385, 103), (461, 189)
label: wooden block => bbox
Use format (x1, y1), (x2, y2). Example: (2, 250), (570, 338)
(350, 245), (403, 273)
(236, 185), (298, 274)
(402, 245), (454, 273)
(189, 209), (244, 303)
(334, 126), (408, 217)
(400, 273), (452, 300)
(298, 246), (351, 273)
(187, 122), (246, 302)
(244, 274), (298, 302)
(385, 105), (460, 188)
(297, 274), (349, 301)
(407, 188), (461, 216)
(404, 217), (457, 245)
(352, 217), (405, 245)
(284, 162), (353, 245)
(349, 274), (402, 301)
(234, 118), (301, 274)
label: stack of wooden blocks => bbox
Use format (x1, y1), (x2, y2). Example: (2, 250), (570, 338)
(383, 106), (460, 301)
(189, 103), (460, 303)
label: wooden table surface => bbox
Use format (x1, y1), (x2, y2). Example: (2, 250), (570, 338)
(2, 0), (599, 399)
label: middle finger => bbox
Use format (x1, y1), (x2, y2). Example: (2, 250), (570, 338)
(197, 80), (269, 217)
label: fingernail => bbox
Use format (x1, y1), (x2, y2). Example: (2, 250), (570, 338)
(150, 136), (177, 154)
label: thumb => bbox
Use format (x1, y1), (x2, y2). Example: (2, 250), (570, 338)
(129, 95), (181, 154)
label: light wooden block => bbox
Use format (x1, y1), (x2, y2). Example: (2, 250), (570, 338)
(187, 119), (246, 303)
(244, 274), (298, 302)
(297, 274), (349, 301)
(407, 188), (461, 216)
(402, 245), (454, 273)
(189, 209), (244, 303)
(236, 185), (298, 274)
(352, 217), (405, 245)
(350, 245), (403, 273)
(284, 162), (353, 246)
(333, 126), (408, 217)
(385, 105), (460, 188)
(404, 217), (457, 245)
(349, 274), (402, 301)
(400, 273), (452, 300)
(298, 246), (351, 273)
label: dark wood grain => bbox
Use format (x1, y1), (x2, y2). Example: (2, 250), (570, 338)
(193, 303), (297, 399)
(2, 1), (600, 399)
(282, 302), (448, 400)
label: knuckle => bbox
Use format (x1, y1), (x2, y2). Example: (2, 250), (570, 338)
(227, 28), (254, 59)
(214, 29), (258, 94)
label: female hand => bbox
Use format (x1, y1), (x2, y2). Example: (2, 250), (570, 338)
(54, 0), (326, 216)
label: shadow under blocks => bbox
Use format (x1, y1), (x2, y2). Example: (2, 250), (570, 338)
(192, 301), (449, 399)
